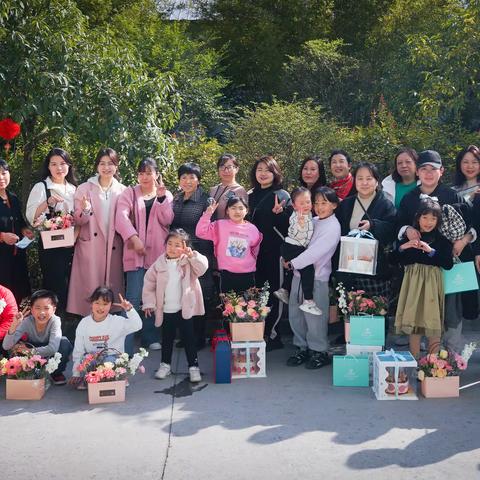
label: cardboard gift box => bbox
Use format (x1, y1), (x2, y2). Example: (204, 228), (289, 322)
(421, 376), (460, 398)
(443, 261), (479, 295)
(88, 380), (126, 404)
(338, 235), (378, 276)
(212, 329), (231, 384)
(229, 321), (265, 342)
(349, 315), (385, 346)
(6, 377), (46, 400)
(40, 227), (75, 249)
(373, 350), (418, 400)
(333, 355), (369, 387)
(231, 341), (266, 379)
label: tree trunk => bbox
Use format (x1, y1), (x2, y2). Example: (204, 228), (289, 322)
(20, 116), (36, 206)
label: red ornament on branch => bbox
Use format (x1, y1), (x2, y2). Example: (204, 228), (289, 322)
(0, 118), (21, 141)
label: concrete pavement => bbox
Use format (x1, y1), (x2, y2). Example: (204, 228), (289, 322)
(1, 331), (479, 480)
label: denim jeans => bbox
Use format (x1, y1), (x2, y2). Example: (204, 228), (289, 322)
(125, 268), (160, 353)
(31, 337), (73, 375)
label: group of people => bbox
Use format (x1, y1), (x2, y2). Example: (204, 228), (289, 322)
(0, 144), (479, 384)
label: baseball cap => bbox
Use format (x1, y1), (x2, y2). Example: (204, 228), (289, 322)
(417, 150), (442, 169)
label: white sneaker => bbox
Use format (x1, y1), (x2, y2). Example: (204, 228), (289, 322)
(154, 362), (171, 379)
(189, 366), (202, 383)
(149, 342), (162, 351)
(76, 382), (87, 391)
(273, 288), (290, 304)
(299, 300), (322, 316)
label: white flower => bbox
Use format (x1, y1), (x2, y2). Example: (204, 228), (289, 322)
(0, 298), (6, 315)
(460, 342), (477, 363)
(45, 353), (62, 374)
(103, 361), (114, 370)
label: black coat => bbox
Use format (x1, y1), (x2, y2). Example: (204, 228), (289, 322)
(0, 191), (30, 303)
(334, 190), (396, 280)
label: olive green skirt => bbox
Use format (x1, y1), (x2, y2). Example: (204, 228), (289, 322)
(394, 263), (444, 337)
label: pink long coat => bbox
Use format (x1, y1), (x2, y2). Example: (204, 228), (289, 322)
(115, 185), (174, 272)
(67, 177), (126, 316)
(142, 252), (208, 327)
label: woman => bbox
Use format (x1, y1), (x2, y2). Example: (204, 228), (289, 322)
(452, 145), (480, 205)
(209, 154), (248, 220)
(115, 158), (174, 351)
(381, 148), (420, 209)
(171, 162), (214, 349)
(0, 159), (32, 304)
(335, 162), (396, 299)
(327, 149), (356, 200)
(26, 148), (77, 313)
(67, 148), (126, 317)
(397, 150), (475, 352)
(249, 155), (292, 350)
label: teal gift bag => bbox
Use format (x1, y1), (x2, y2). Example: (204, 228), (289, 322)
(333, 355), (369, 387)
(443, 261), (479, 295)
(349, 315), (385, 346)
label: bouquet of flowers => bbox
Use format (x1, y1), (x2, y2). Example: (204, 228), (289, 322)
(34, 211), (74, 231)
(220, 282), (270, 323)
(336, 282), (387, 317)
(0, 351), (62, 379)
(417, 343), (477, 381)
(76, 348), (148, 384)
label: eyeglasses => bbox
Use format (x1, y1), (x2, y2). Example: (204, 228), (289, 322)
(220, 165), (236, 171)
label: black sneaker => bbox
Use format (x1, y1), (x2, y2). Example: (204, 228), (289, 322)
(266, 336), (284, 352)
(305, 351), (331, 369)
(50, 373), (67, 385)
(286, 348), (310, 366)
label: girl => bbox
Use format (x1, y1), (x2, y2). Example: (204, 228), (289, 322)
(26, 148), (78, 313)
(115, 158), (174, 352)
(196, 196), (262, 294)
(142, 229), (208, 383)
(394, 199), (453, 358)
(67, 148), (126, 317)
(285, 187), (341, 369)
(68, 287), (142, 388)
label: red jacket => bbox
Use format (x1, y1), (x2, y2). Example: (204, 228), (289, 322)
(0, 285), (18, 341)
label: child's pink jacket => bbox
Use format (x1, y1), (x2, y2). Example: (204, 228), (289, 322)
(142, 252), (208, 326)
(195, 212), (262, 273)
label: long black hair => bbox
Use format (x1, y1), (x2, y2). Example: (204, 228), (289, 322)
(40, 148), (78, 186)
(454, 145), (480, 187)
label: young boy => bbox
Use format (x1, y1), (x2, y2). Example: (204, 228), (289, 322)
(2, 289), (73, 385)
(274, 187), (322, 315)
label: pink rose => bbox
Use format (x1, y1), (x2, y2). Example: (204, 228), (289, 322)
(237, 310), (246, 318)
(247, 300), (256, 308)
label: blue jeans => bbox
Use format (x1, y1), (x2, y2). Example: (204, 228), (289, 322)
(31, 337), (73, 375)
(125, 268), (160, 353)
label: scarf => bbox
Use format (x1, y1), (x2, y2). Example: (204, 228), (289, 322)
(329, 173), (354, 200)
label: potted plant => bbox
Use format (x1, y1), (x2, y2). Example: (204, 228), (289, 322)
(336, 283), (387, 345)
(418, 343), (477, 398)
(76, 348), (148, 404)
(0, 351), (62, 400)
(34, 211), (75, 249)
(220, 282), (270, 342)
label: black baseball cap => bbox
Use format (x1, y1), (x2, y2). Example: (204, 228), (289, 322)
(417, 150), (442, 169)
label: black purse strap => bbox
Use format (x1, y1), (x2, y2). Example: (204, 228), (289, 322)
(42, 180), (54, 218)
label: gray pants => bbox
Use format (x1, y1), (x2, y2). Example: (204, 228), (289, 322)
(288, 276), (329, 352)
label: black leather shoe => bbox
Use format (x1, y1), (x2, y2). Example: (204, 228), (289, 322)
(286, 348), (310, 366)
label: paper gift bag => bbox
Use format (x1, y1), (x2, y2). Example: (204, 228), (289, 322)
(212, 329), (232, 384)
(333, 355), (369, 387)
(349, 315), (385, 346)
(443, 261), (479, 295)
(337, 234), (378, 276)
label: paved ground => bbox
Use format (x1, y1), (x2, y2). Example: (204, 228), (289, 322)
(1, 328), (480, 480)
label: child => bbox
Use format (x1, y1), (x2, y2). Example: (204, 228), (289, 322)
(196, 196), (262, 294)
(142, 229), (208, 383)
(286, 187), (341, 368)
(2, 289), (73, 385)
(394, 199), (453, 358)
(68, 287), (142, 388)
(274, 187), (321, 315)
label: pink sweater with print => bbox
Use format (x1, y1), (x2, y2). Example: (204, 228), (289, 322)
(196, 212), (263, 273)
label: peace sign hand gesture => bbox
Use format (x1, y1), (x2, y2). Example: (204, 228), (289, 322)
(272, 194), (285, 214)
(81, 195), (91, 212)
(206, 199), (218, 215)
(112, 294), (133, 312)
(155, 177), (166, 198)
(9, 307), (30, 334)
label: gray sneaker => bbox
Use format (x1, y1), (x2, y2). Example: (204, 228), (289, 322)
(273, 288), (290, 304)
(155, 362), (171, 379)
(189, 366), (202, 383)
